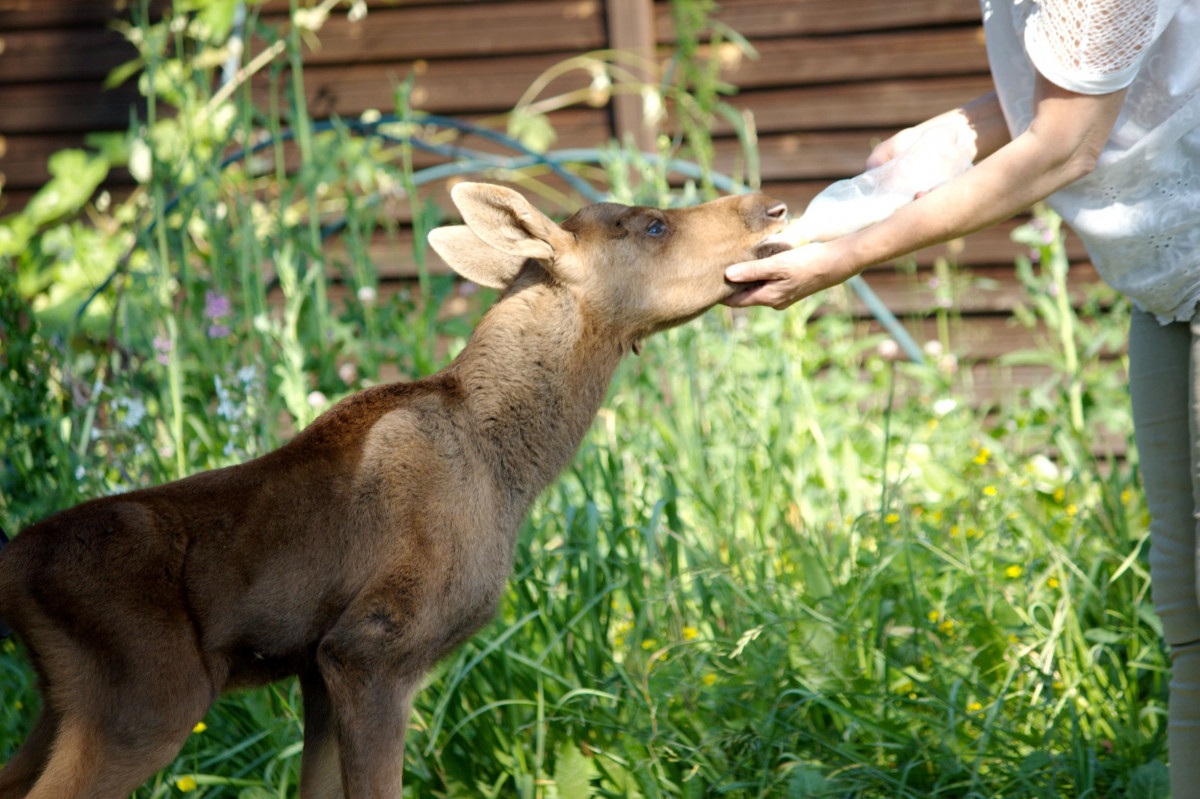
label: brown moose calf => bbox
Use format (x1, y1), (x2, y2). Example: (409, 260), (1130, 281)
(0, 183), (787, 799)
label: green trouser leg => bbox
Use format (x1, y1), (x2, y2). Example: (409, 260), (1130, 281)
(1129, 306), (1200, 799)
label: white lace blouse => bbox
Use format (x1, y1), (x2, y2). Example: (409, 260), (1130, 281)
(981, 0), (1200, 322)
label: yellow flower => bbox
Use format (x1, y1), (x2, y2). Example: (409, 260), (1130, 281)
(937, 619), (956, 635)
(884, 513), (900, 524)
(683, 627), (699, 641)
(950, 525), (960, 538)
(1047, 577), (1060, 589)
(974, 447), (991, 465)
(641, 639), (657, 650)
(1065, 504), (1078, 517)
(1005, 565), (1023, 579)
(702, 673), (717, 686)
(927, 610), (941, 623)
(967, 701), (983, 713)
(192, 722), (207, 734)
(176, 776), (198, 792)
(614, 636), (625, 647)
(1120, 489), (1133, 504)
(982, 486), (998, 497)
(1053, 488), (1065, 503)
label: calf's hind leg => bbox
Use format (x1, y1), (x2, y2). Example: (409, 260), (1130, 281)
(0, 706), (60, 799)
(21, 628), (213, 799)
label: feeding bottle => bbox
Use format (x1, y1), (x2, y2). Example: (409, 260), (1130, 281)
(775, 121), (976, 246)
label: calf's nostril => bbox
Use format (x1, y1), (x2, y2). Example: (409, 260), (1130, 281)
(765, 202), (787, 221)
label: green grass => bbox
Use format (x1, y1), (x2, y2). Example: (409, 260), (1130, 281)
(0, 275), (1167, 798)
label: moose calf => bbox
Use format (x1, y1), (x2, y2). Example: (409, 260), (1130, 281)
(0, 183), (787, 799)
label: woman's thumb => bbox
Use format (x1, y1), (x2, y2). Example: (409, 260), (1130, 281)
(726, 260), (766, 283)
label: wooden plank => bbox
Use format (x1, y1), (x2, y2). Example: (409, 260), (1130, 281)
(656, 0), (982, 40)
(0, 0), (601, 65)
(0, 27), (135, 84)
(257, 0), (565, 12)
(255, 1), (606, 63)
(0, 0), (165, 30)
(850, 314), (1124, 362)
(0, 0), (530, 28)
(871, 221), (1089, 268)
(0, 81), (143, 134)
(715, 132), (881, 180)
(725, 76), (996, 135)
(834, 262), (1103, 316)
(255, 55), (594, 120)
(712, 29), (989, 90)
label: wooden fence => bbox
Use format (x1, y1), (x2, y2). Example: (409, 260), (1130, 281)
(0, 0), (1120, 440)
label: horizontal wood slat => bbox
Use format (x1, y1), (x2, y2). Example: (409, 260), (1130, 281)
(264, 56), (594, 120)
(258, 1), (606, 63)
(657, 0), (982, 39)
(729, 76), (995, 135)
(853, 314), (1123, 363)
(838, 262), (1102, 317)
(714, 29), (989, 89)
(0, 27), (134, 84)
(0, 0), (163, 30)
(0, 82), (143, 134)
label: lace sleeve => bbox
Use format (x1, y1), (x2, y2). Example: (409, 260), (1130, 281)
(1024, 0), (1158, 93)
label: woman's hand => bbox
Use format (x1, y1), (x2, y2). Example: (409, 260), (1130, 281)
(723, 242), (857, 310)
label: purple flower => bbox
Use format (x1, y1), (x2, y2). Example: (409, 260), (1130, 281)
(207, 323), (231, 339)
(153, 335), (172, 365)
(204, 291), (231, 320)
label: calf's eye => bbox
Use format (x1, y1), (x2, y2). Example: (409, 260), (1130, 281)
(647, 220), (666, 237)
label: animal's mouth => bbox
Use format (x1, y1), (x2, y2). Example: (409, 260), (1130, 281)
(752, 238), (792, 260)
(719, 221), (794, 296)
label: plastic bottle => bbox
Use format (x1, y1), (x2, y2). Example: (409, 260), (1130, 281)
(774, 121), (975, 246)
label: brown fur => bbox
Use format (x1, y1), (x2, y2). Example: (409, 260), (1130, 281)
(0, 183), (787, 799)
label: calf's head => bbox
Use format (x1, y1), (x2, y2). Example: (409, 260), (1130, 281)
(428, 183), (787, 341)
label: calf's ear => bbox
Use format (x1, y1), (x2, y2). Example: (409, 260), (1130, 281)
(449, 182), (571, 263)
(427, 225), (525, 290)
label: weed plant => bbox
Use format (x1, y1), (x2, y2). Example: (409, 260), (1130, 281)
(0, 1), (1165, 797)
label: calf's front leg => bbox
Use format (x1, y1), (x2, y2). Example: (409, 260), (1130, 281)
(299, 671), (343, 799)
(316, 625), (421, 798)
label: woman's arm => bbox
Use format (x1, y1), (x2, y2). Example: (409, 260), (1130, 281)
(725, 75), (1127, 309)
